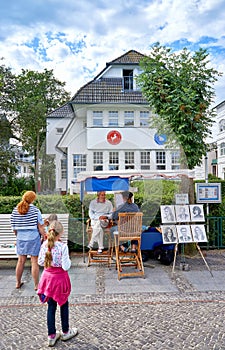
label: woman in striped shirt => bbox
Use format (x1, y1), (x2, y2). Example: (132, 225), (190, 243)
(11, 191), (45, 290)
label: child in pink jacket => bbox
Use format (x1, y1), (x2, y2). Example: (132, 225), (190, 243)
(38, 220), (78, 347)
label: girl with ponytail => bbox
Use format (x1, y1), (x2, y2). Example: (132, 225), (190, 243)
(37, 220), (78, 347)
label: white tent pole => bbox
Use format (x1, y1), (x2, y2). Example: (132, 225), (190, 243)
(82, 202), (86, 263)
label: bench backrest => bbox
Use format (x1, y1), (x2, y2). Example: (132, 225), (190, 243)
(0, 213), (69, 258)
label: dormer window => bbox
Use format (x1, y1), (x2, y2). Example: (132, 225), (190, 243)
(123, 69), (133, 91)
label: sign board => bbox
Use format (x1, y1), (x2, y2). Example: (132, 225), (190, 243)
(175, 193), (189, 205)
(195, 183), (221, 203)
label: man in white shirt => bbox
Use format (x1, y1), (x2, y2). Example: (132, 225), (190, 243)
(88, 191), (113, 253)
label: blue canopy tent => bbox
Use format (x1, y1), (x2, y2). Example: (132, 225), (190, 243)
(80, 176), (130, 261)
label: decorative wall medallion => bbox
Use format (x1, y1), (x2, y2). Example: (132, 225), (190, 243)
(107, 130), (122, 145)
(154, 133), (167, 145)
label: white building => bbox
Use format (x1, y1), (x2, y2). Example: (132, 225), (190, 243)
(215, 100), (225, 179)
(46, 50), (202, 194)
(12, 146), (34, 178)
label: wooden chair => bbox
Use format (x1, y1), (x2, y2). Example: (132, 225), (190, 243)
(114, 212), (145, 280)
(86, 219), (113, 267)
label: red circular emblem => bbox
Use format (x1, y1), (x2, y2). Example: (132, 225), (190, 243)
(107, 130), (122, 145)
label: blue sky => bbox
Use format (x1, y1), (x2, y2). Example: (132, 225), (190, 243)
(1, 0), (225, 105)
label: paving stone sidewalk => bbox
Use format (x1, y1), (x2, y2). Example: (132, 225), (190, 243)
(1, 250), (225, 349)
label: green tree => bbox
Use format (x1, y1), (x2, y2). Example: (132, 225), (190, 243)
(0, 114), (18, 180)
(0, 62), (18, 180)
(137, 44), (222, 170)
(12, 69), (71, 185)
(0, 60), (16, 112)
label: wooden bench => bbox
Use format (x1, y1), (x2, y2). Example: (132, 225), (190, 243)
(0, 213), (69, 259)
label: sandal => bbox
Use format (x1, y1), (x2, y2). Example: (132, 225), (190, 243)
(16, 282), (24, 289)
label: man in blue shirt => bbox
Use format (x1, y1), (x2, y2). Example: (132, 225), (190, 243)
(111, 191), (140, 253)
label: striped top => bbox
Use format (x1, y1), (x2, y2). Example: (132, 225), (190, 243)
(11, 204), (39, 230)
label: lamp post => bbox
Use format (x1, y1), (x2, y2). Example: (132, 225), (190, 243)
(204, 153), (209, 217)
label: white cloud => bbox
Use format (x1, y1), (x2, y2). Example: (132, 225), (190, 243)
(0, 0), (224, 104)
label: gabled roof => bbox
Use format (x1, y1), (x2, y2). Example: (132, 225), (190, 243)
(215, 100), (225, 110)
(48, 102), (74, 119)
(106, 49), (146, 65)
(70, 77), (147, 104)
(70, 50), (148, 104)
(94, 49), (146, 81)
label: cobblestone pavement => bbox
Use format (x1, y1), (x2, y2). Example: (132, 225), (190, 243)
(1, 250), (225, 350)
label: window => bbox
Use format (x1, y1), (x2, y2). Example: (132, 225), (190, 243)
(219, 119), (225, 132)
(140, 111), (149, 127)
(73, 154), (86, 180)
(56, 128), (64, 134)
(61, 159), (67, 179)
(125, 151), (134, 169)
(92, 111), (103, 126)
(109, 151), (119, 170)
(156, 151), (166, 170)
(171, 151), (180, 170)
(220, 143), (225, 156)
(93, 152), (103, 171)
(140, 151), (151, 170)
(123, 69), (133, 90)
(124, 111), (134, 126)
(108, 111), (118, 126)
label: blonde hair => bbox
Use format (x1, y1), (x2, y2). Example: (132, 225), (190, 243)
(17, 191), (36, 215)
(44, 220), (64, 268)
(44, 214), (58, 226)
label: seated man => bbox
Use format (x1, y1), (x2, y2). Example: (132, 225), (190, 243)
(111, 191), (140, 253)
(88, 191), (113, 253)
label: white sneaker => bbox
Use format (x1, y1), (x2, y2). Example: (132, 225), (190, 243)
(61, 327), (78, 341)
(48, 331), (60, 347)
(97, 249), (103, 253)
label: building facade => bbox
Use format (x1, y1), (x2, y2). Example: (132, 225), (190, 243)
(215, 100), (225, 179)
(46, 50), (201, 194)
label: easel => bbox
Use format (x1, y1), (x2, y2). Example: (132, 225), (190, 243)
(172, 242), (213, 277)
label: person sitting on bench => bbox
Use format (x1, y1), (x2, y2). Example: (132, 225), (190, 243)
(111, 191), (140, 253)
(88, 191), (113, 254)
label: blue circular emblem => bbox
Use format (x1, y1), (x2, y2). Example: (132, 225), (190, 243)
(154, 134), (167, 145)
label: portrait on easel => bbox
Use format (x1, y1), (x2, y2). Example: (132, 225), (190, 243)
(161, 225), (178, 244)
(190, 205), (205, 222)
(175, 205), (190, 222)
(160, 205), (176, 223)
(177, 225), (193, 243)
(191, 225), (208, 242)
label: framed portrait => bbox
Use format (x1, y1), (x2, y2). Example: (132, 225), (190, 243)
(176, 225), (193, 243)
(161, 225), (178, 244)
(160, 205), (176, 223)
(191, 225), (208, 242)
(189, 204), (205, 222)
(175, 205), (190, 223)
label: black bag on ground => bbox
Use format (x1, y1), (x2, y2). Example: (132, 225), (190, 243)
(154, 244), (174, 265)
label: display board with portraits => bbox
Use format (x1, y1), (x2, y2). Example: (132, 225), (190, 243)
(160, 204), (207, 244)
